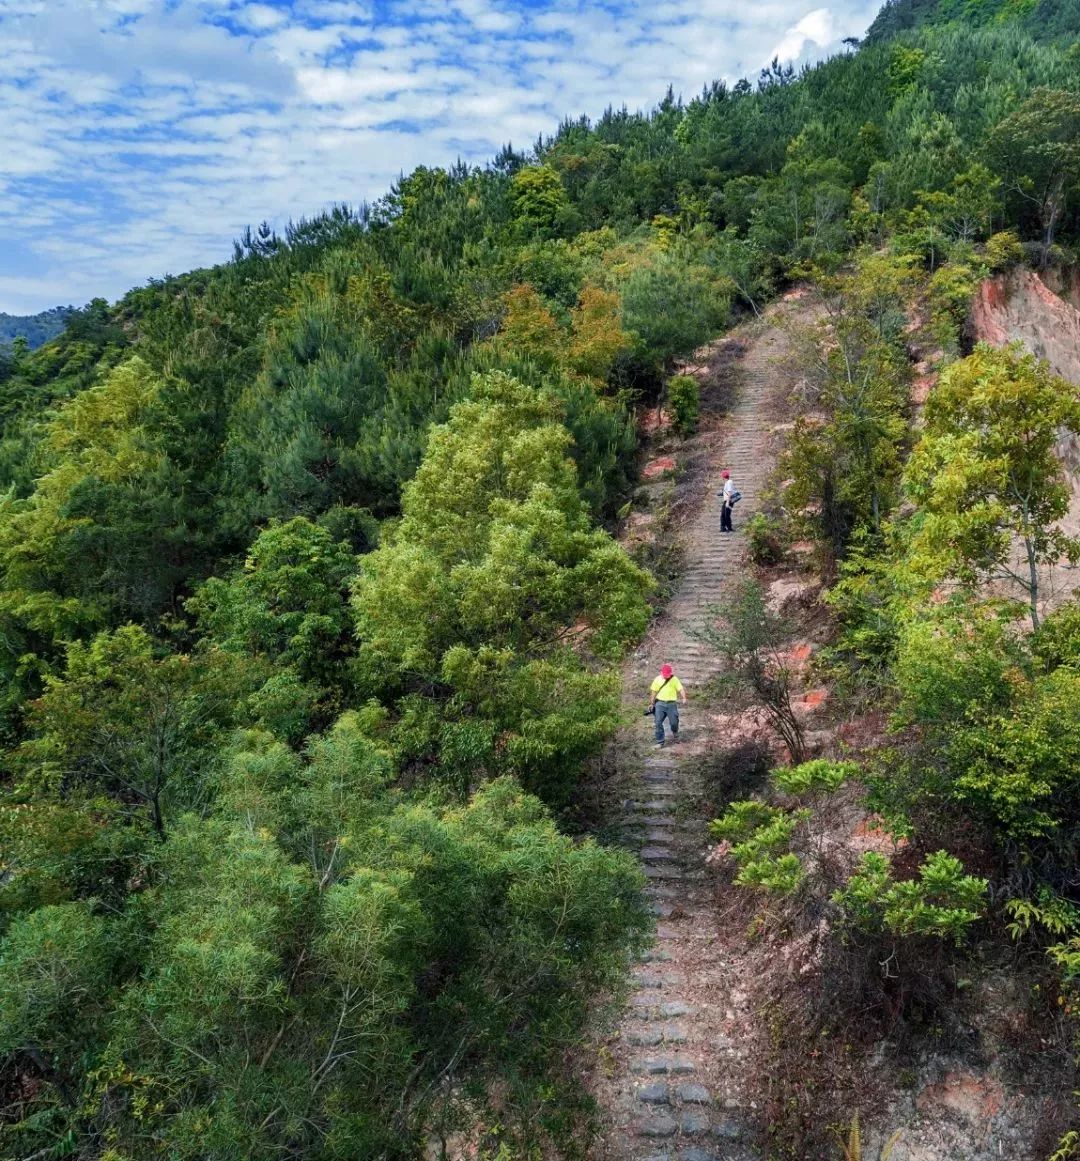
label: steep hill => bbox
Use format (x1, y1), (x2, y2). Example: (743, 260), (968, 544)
(3, 0), (1080, 1157)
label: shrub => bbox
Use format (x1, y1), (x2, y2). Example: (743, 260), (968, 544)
(927, 260), (982, 349)
(710, 799), (785, 841)
(1032, 597), (1080, 671)
(948, 666), (1080, 840)
(667, 374), (700, 436)
(893, 603), (1024, 730)
(745, 512), (785, 565)
(710, 800), (810, 895)
(737, 851), (804, 894)
(1005, 888), (1080, 942)
(697, 738), (772, 813)
(772, 759), (860, 798)
(0, 902), (115, 1059)
(984, 230), (1024, 272)
(833, 850), (987, 943)
(694, 580), (806, 762)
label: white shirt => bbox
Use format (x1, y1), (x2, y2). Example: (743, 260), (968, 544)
(722, 478), (735, 502)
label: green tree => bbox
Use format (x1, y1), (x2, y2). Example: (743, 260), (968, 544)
(905, 343), (1080, 629)
(352, 371), (652, 799)
(15, 626), (249, 838)
(618, 248), (731, 373)
(510, 165), (572, 236)
(0, 356), (186, 625)
(987, 88), (1080, 251)
(189, 517), (359, 698)
(917, 162), (1001, 242)
(783, 280), (910, 554)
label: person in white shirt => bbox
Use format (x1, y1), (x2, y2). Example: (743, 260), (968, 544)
(720, 470), (735, 532)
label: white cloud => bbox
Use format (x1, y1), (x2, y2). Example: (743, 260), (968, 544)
(0, 0), (882, 314)
(236, 3), (292, 31)
(769, 7), (837, 61)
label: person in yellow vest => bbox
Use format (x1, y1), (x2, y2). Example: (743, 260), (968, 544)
(649, 663), (687, 747)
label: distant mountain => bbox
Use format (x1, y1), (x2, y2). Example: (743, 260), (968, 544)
(0, 305), (74, 350)
(866, 0), (1080, 42)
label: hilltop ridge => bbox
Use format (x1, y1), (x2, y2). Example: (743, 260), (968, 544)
(866, 0), (1080, 41)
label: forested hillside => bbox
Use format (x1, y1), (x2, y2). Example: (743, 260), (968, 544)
(866, 0), (1080, 40)
(0, 307), (73, 352)
(3, 0), (1080, 1156)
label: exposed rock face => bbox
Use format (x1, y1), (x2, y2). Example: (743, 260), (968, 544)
(1043, 264), (1080, 312)
(970, 268), (1080, 385)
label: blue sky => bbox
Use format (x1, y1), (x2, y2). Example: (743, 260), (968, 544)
(0, 0), (881, 314)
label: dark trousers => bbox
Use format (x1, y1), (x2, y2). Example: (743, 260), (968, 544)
(721, 502), (733, 531)
(654, 700), (679, 742)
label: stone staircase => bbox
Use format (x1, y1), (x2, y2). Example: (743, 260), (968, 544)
(649, 317), (793, 689)
(597, 300), (810, 1160)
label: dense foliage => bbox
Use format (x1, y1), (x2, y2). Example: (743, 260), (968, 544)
(5, 0), (1080, 1154)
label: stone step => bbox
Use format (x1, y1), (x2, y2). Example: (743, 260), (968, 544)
(627, 1028), (664, 1047)
(676, 1084), (712, 1105)
(633, 969), (686, 988)
(637, 1082), (670, 1104)
(630, 998), (695, 1019)
(643, 1151), (734, 1161)
(680, 1147), (741, 1161)
(634, 1114), (678, 1139)
(625, 1021), (688, 1047)
(631, 1056), (696, 1075)
(673, 1111), (711, 1137)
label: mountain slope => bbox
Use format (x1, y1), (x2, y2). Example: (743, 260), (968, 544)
(0, 306), (73, 349)
(866, 0), (1080, 41)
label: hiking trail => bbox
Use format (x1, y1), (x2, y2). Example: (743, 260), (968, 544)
(593, 292), (817, 1161)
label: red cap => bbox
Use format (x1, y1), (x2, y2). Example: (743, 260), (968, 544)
(661, 664), (673, 678)
(722, 470), (730, 478)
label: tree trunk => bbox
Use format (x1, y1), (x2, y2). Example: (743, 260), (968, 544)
(1025, 534), (1040, 631)
(1043, 171), (1065, 257)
